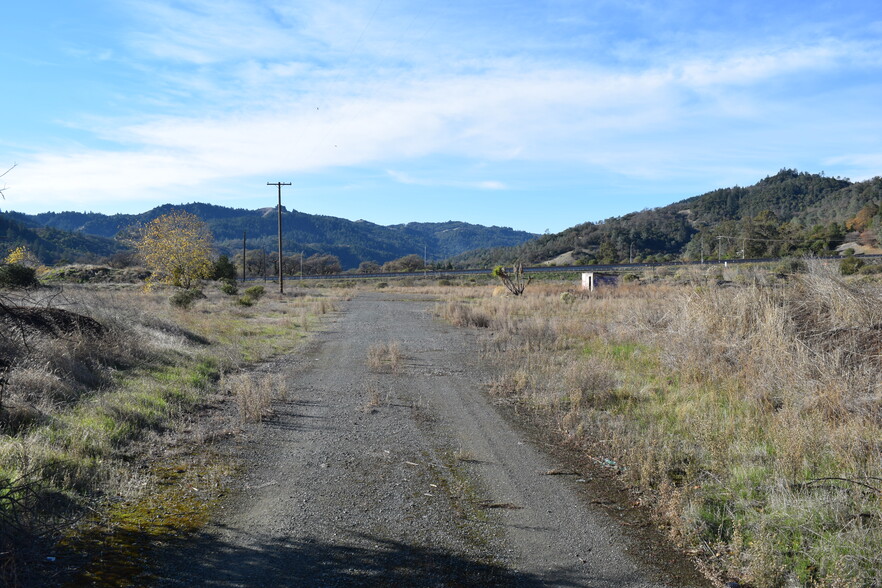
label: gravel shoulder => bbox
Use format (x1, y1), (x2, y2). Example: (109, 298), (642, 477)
(151, 292), (708, 587)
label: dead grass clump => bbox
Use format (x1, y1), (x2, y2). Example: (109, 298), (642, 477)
(367, 342), (403, 373)
(437, 301), (493, 328)
(226, 373), (279, 423)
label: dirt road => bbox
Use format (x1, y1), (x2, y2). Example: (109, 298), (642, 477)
(152, 292), (706, 587)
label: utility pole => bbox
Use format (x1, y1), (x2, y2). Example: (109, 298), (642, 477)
(242, 230), (247, 283)
(268, 182), (291, 294)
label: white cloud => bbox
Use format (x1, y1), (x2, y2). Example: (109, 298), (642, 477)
(9, 0), (882, 215)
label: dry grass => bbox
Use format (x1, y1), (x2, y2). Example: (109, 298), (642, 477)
(437, 262), (882, 587)
(0, 282), (343, 586)
(367, 341), (403, 373)
(225, 372), (283, 423)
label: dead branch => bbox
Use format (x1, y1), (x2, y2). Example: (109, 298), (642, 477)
(0, 163), (15, 199)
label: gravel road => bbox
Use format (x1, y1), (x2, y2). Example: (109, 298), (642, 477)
(152, 292), (706, 587)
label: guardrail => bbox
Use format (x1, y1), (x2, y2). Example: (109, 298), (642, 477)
(245, 254), (881, 283)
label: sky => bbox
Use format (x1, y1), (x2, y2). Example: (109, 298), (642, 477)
(2, 1), (882, 234)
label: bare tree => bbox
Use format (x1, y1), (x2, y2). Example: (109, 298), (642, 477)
(0, 164), (16, 199)
(492, 263), (531, 296)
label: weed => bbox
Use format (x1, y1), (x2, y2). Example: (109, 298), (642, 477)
(367, 342), (403, 373)
(437, 264), (882, 586)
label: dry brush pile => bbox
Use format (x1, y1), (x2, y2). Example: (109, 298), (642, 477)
(437, 263), (882, 587)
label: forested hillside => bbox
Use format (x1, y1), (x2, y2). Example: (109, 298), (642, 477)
(451, 170), (882, 267)
(1, 203), (535, 269)
(0, 214), (127, 263)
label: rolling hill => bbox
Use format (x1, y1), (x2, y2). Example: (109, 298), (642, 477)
(0, 204), (536, 269)
(450, 169), (882, 267)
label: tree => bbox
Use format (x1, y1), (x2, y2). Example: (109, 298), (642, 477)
(136, 211), (214, 289)
(212, 255), (237, 281)
(382, 254), (425, 273)
(358, 261), (381, 274)
(492, 263), (531, 296)
(4, 246), (40, 268)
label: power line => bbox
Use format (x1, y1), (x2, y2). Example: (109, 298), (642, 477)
(268, 182), (292, 294)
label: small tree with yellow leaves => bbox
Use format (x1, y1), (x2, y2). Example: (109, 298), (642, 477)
(136, 211), (214, 289)
(4, 246), (40, 268)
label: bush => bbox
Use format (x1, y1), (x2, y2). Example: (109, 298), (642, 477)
(243, 285), (265, 301)
(840, 255), (864, 275)
(0, 264), (38, 288)
(236, 285), (265, 307)
(169, 288), (206, 309)
(774, 257), (807, 276)
(218, 278), (238, 295)
(212, 255), (237, 281)
(857, 262), (882, 275)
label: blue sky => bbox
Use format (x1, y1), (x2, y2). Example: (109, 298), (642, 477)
(2, 1), (882, 233)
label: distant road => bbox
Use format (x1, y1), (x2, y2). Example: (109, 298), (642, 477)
(257, 253), (870, 283)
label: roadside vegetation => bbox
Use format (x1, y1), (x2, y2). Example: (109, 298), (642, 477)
(436, 260), (882, 587)
(0, 276), (343, 586)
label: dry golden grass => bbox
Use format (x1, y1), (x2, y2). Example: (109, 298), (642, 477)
(367, 341), (403, 373)
(436, 262), (882, 587)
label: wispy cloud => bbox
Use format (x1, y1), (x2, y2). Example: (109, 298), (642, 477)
(5, 0), (882, 229)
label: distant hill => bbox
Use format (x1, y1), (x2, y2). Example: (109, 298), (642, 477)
(450, 169), (882, 267)
(1, 204), (536, 269)
(0, 214), (128, 264)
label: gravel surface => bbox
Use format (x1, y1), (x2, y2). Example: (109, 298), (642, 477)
(152, 292), (707, 587)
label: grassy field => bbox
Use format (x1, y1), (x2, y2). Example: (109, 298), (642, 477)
(0, 280), (344, 586)
(434, 261), (881, 587)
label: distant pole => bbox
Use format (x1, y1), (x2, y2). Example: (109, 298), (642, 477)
(268, 181), (292, 294)
(262, 249), (267, 283)
(242, 230), (247, 282)
(300, 250), (304, 281)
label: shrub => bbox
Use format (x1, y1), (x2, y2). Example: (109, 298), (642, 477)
(0, 264), (39, 288)
(243, 285), (265, 301)
(169, 288), (206, 309)
(218, 278), (238, 295)
(212, 255), (237, 281)
(840, 255), (864, 275)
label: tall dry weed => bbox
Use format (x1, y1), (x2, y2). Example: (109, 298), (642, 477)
(439, 268), (882, 586)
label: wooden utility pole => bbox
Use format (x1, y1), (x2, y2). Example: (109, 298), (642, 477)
(268, 182), (291, 294)
(242, 231), (247, 282)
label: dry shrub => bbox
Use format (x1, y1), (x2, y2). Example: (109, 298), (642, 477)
(437, 301), (492, 328)
(226, 373), (278, 423)
(562, 356), (618, 410)
(439, 269), (882, 585)
(367, 342), (402, 373)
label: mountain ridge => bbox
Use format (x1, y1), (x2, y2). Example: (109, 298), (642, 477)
(450, 169), (882, 267)
(0, 204), (537, 269)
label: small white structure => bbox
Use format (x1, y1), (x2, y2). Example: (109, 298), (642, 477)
(581, 272), (619, 291)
